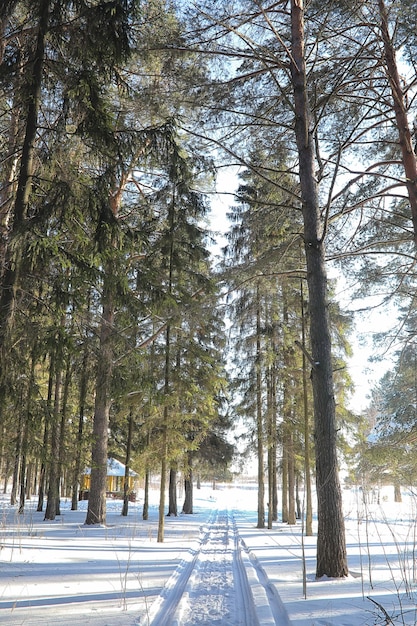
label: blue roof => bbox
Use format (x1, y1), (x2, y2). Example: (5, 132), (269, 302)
(83, 458), (138, 477)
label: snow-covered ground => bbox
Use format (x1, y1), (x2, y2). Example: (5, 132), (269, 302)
(1, 483), (417, 625)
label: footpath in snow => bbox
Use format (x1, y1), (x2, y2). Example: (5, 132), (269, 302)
(1, 484), (417, 625)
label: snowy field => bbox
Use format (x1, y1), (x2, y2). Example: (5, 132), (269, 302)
(1, 483), (417, 625)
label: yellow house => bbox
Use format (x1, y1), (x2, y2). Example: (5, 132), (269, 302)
(80, 458), (138, 500)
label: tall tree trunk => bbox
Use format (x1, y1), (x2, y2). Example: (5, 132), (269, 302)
(158, 193), (175, 541)
(37, 421), (49, 512)
(18, 354), (36, 513)
(287, 432), (297, 525)
(54, 355), (71, 517)
(270, 335), (278, 523)
(37, 356), (54, 512)
(290, 0), (348, 578)
(281, 433), (288, 523)
(85, 288), (114, 525)
(157, 432), (167, 542)
(282, 294), (296, 525)
(122, 408), (134, 517)
(267, 365), (274, 529)
(10, 404), (23, 506)
(272, 448), (278, 522)
(157, 323), (170, 542)
(71, 341), (89, 510)
(255, 284), (265, 529)
(300, 277), (313, 536)
(85, 166), (128, 526)
(377, 0), (417, 243)
(44, 364), (63, 520)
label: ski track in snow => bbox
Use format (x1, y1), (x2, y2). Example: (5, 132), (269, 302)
(145, 507), (285, 626)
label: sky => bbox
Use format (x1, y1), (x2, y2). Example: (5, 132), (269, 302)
(1, 483), (416, 625)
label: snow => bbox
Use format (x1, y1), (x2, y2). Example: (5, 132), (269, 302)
(1, 484), (417, 625)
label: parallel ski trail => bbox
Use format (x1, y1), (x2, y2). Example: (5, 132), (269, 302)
(146, 508), (281, 626)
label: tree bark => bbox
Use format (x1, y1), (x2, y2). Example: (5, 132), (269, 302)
(71, 342), (89, 510)
(55, 356), (71, 517)
(300, 278), (313, 536)
(377, 0), (417, 244)
(281, 433), (288, 523)
(255, 284), (265, 528)
(37, 356), (54, 512)
(266, 365), (275, 529)
(142, 468), (150, 521)
(37, 419), (49, 512)
(10, 405), (23, 506)
(85, 289), (114, 525)
(122, 408), (134, 517)
(290, 0), (348, 578)
(168, 467), (178, 516)
(18, 355), (36, 514)
(157, 437), (167, 541)
(283, 295), (296, 526)
(44, 363), (63, 521)
(182, 458), (193, 514)
(287, 432), (297, 525)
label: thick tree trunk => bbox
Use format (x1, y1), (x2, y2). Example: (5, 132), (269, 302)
(182, 460), (193, 515)
(290, 0), (348, 578)
(85, 291), (114, 525)
(26, 463), (33, 500)
(377, 0), (417, 243)
(168, 467), (178, 516)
